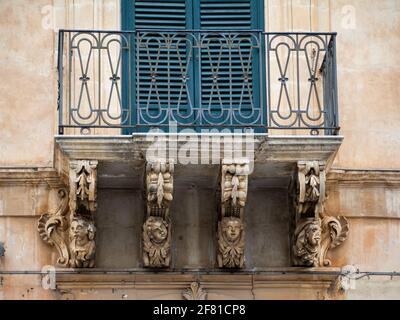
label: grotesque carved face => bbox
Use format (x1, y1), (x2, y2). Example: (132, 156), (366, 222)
(146, 217), (168, 243)
(306, 223), (321, 246)
(70, 218), (94, 244)
(222, 217), (243, 242)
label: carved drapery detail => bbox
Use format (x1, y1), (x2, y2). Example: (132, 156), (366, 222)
(182, 282), (207, 300)
(292, 161), (349, 267)
(38, 189), (70, 267)
(217, 160), (249, 268)
(143, 161), (174, 268)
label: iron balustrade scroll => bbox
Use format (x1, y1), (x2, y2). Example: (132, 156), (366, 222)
(57, 30), (339, 135)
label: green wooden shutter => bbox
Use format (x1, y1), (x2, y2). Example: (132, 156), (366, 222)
(134, 0), (194, 125)
(197, 0), (261, 125)
(122, 0), (264, 129)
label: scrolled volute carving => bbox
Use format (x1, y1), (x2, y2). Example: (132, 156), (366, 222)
(37, 188), (70, 267)
(320, 215), (349, 267)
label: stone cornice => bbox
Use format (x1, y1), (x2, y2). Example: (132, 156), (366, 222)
(54, 267), (340, 291)
(0, 168), (63, 187)
(327, 168), (400, 186)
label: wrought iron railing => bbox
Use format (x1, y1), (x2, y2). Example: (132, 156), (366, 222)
(57, 29), (338, 135)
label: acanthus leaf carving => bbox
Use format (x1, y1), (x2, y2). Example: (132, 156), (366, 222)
(146, 161), (174, 217)
(221, 160), (249, 216)
(182, 282), (207, 300)
(37, 188), (70, 267)
(69, 160), (98, 216)
(143, 161), (174, 268)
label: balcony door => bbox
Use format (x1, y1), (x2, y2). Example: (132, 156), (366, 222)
(121, 0), (264, 132)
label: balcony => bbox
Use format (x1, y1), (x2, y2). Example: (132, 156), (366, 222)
(55, 29), (342, 191)
(44, 29), (346, 275)
(57, 29), (339, 135)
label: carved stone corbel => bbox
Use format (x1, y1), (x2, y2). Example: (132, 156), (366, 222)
(38, 188), (70, 267)
(38, 161), (98, 268)
(292, 161), (349, 267)
(68, 160), (98, 268)
(143, 161), (173, 268)
(217, 159), (249, 268)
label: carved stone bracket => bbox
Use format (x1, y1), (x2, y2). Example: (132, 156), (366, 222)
(68, 160), (98, 268)
(217, 159), (249, 268)
(143, 161), (174, 268)
(182, 282), (207, 300)
(38, 160), (98, 268)
(292, 161), (349, 267)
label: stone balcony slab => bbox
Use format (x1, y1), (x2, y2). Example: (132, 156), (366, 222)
(55, 134), (343, 189)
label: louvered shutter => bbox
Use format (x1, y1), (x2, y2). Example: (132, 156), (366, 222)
(135, 0), (193, 125)
(123, 0), (263, 129)
(198, 0), (260, 125)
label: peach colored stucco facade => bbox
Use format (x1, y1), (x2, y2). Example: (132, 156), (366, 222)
(0, 0), (399, 300)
